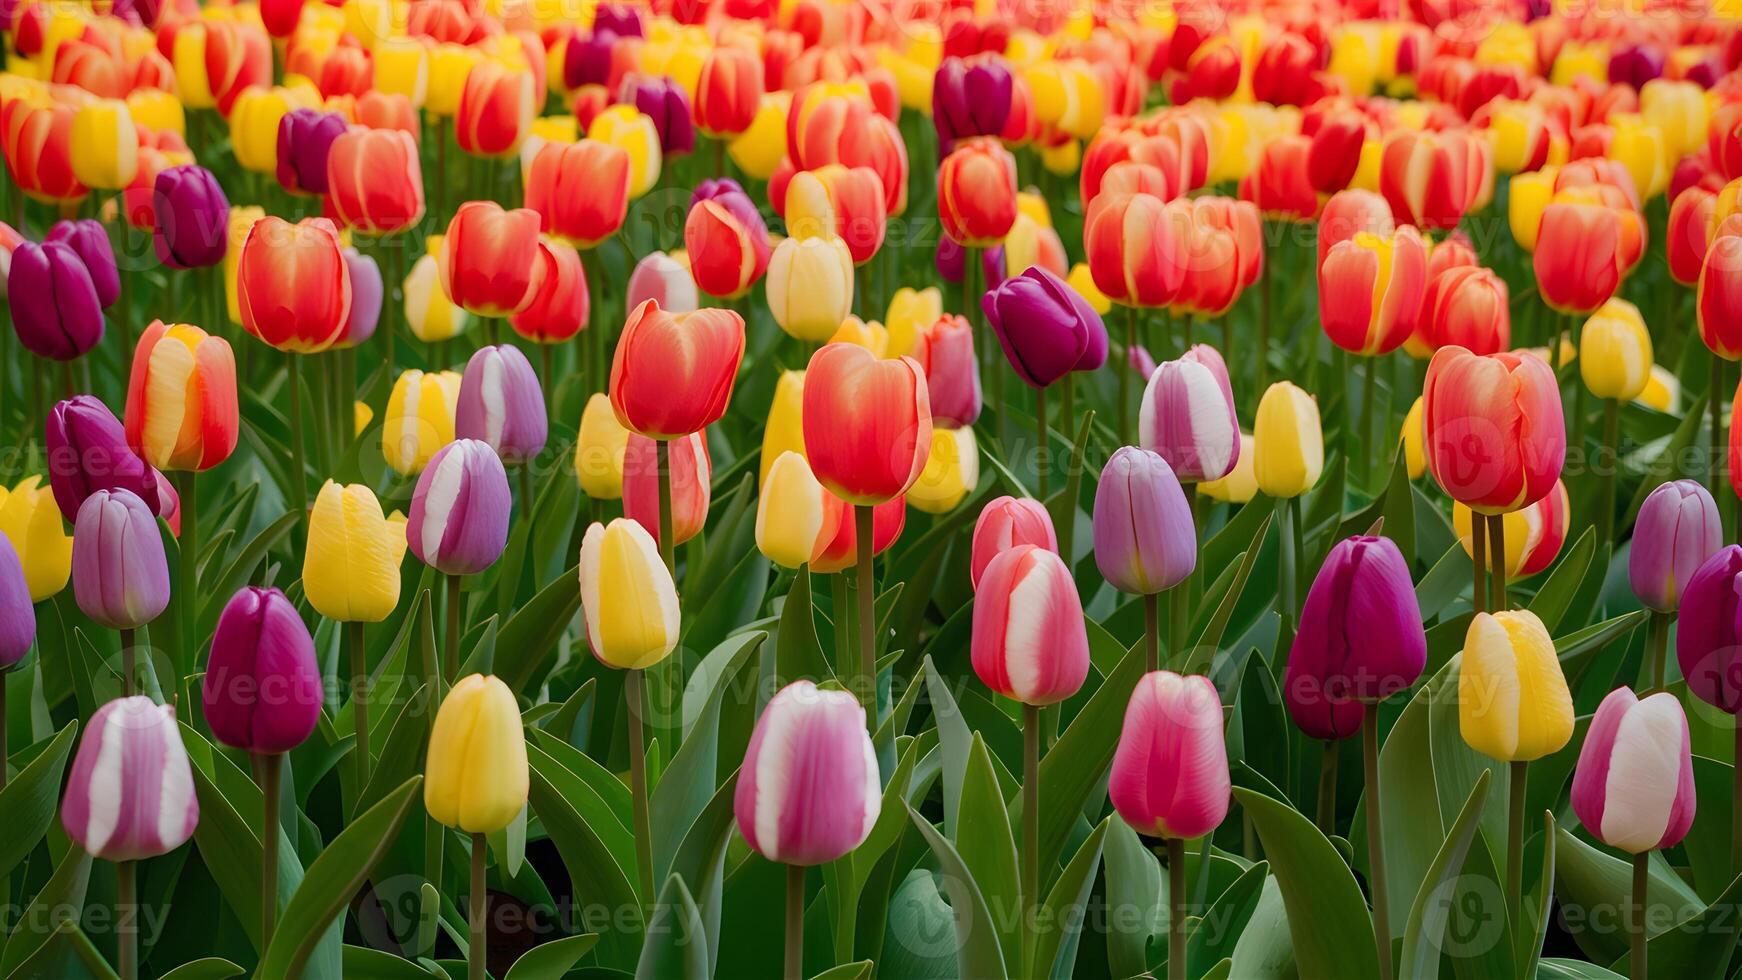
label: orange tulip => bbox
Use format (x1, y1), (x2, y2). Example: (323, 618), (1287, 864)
(236, 216), (353, 353)
(2, 100), (87, 204)
(1698, 215), (1742, 360)
(1533, 198), (1629, 314)
(1084, 191), (1183, 308)
(1421, 346), (1565, 514)
(523, 139), (629, 248)
(356, 91), (418, 137)
(609, 300), (746, 439)
(1668, 186), (1715, 286)
(696, 45), (763, 137)
(439, 201), (545, 317)
(318, 42), (374, 100)
(509, 238), (588, 343)
(456, 60), (535, 159)
(123, 321), (240, 473)
(801, 342), (931, 506)
(623, 431), (711, 549)
(1318, 226), (1429, 356)
(326, 127), (425, 235)
(1238, 135), (1317, 221)
(203, 21), (271, 118)
(1172, 197), (1261, 317)
(1317, 189), (1395, 265)
(938, 137), (1017, 247)
(1418, 266), (1510, 356)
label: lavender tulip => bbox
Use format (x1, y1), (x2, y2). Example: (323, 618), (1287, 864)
(407, 439), (513, 576)
(45, 219), (120, 308)
(71, 489), (171, 630)
(1139, 345), (1240, 483)
(1630, 480), (1721, 612)
(45, 396), (164, 523)
(933, 55), (1014, 150)
(153, 164), (229, 269)
(1675, 544), (1742, 714)
(61, 695), (199, 861)
(982, 266), (1105, 389)
(1092, 447), (1196, 595)
(734, 679), (880, 866)
(202, 586), (323, 754)
(456, 345), (547, 465)
(337, 247), (382, 348)
(9, 240), (104, 360)
(0, 532), (35, 667)
(275, 108), (347, 196)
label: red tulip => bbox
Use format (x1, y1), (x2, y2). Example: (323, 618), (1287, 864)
(524, 139), (630, 248)
(609, 300), (746, 439)
(1422, 346), (1565, 514)
(1318, 226), (1429, 356)
(2, 100), (86, 204)
(236, 216), (353, 354)
(1239, 134), (1318, 221)
(938, 137), (1017, 247)
(1419, 266), (1510, 356)
(325, 127), (425, 235)
(623, 431), (711, 548)
(1317, 189), (1394, 266)
(802, 342), (931, 505)
(1669, 186), (1716, 285)
(1699, 214), (1742, 360)
(809, 494), (904, 573)
(1307, 108), (1366, 193)
(1084, 192), (1184, 308)
(1533, 198), (1630, 314)
(684, 178), (772, 299)
(456, 60), (535, 159)
(1379, 128), (1488, 230)
(509, 239), (589, 343)
(696, 45), (763, 137)
(440, 201), (545, 317)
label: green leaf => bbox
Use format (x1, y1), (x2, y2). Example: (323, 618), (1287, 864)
(922, 656), (972, 838)
(157, 958), (246, 980)
(1399, 770), (1491, 978)
(5, 918), (116, 980)
(1622, 390), (1706, 526)
(634, 874), (710, 980)
(1527, 527), (1595, 635)
(356, 682), (431, 817)
(0, 845), (92, 975)
(257, 776), (424, 980)
(1185, 517), (1270, 673)
(1519, 812), (1557, 980)
(1537, 959), (1625, 979)
(1379, 451), (1416, 568)
(197, 509), (298, 637)
(342, 943), (443, 979)
(1234, 786), (1379, 980)
(0, 720), (76, 880)
(493, 563), (582, 694)
(906, 803), (1008, 980)
(1102, 819), (1163, 978)
(1188, 860), (1267, 975)
(1552, 826), (1700, 965)
(526, 742), (642, 967)
(776, 571), (833, 684)
(1038, 643), (1143, 879)
(1608, 870), (1742, 979)
(503, 934), (600, 980)
(808, 962), (874, 980)
(956, 733), (1020, 965)
(1033, 817), (1107, 979)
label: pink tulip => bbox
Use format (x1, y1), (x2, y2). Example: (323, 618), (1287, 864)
(1570, 687), (1696, 854)
(1108, 670), (1230, 839)
(971, 544), (1089, 705)
(734, 679), (880, 865)
(970, 495), (1057, 588)
(1138, 344), (1239, 483)
(61, 696), (199, 861)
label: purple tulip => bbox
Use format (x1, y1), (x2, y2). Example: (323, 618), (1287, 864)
(45, 395), (164, 524)
(734, 679), (880, 865)
(61, 695), (199, 861)
(1675, 544), (1742, 714)
(935, 236), (1003, 286)
(1685, 57), (1722, 90)
(564, 31), (616, 89)
(45, 219), (119, 308)
(407, 439), (513, 576)
(456, 345), (547, 465)
(1630, 480), (1721, 612)
(0, 532), (35, 667)
(9, 240), (104, 360)
(1284, 535), (1425, 740)
(1092, 447), (1197, 595)
(982, 266), (1104, 389)
(927, 316), (981, 428)
(275, 108), (347, 196)
(621, 74), (694, 156)
(202, 587), (323, 754)
(1139, 345), (1240, 483)
(71, 488), (171, 630)
(1607, 44), (1665, 91)
(153, 164), (229, 269)
(593, 3), (643, 38)
(336, 248), (382, 349)
(932, 55), (1013, 150)
(1570, 687), (1696, 854)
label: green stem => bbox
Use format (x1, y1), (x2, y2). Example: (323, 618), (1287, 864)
(1506, 760), (1527, 936)
(1022, 703), (1040, 978)
(1363, 353), (1379, 487)
(1167, 837), (1186, 980)
(1733, 722), (1742, 880)
(117, 860), (136, 980)
(1168, 581), (1189, 670)
(176, 469), (199, 658)
(656, 440), (675, 575)
(259, 751), (282, 953)
(469, 832), (487, 980)
(287, 353), (309, 533)
(1712, 353), (1724, 503)
(349, 620), (369, 795)
(785, 863), (804, 980)
(855, 504), (876, 723)
(1275, 495), (1298, 623)
(1471, 509), (1487, 616)
(1036, 384), (1048, 499)
(1317, 739), (1339, 836)
(1489, 513), (1507, 612)
(1122, 306), (1136, 445)
(120, 628), (134, 698)
(832, 571), (850, 678)
(1143, 592), (1160, 673)
(445, 574), (462, 682)
(626, 668), (656, 919)
(1599, 398), (1620, 545)
(1648, 611), (1671, 692)
(1630, 851), (1649, 980)
(1364, 702), (1393, 980)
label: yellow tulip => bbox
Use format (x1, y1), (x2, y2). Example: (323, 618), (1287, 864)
(755, 451), (838, 569)
(1252, 382), (1324, 499)
(68, 99), (137, 190)
(1486, 99), (1543, 174)
(1349, 136), (1383, 192)
(587, 105), (661, 198)
(728, 92), (790, 182)
(1474, 21), (1536, 73)
(171, 24), (215, 110)
(424, 673), (528, 834)
(1041, 138), (1081, 177)
(0, 476), (71, 601)
(1608, 114), (1668, 201)
(829, 317), (888, 357)
(229, 85), (316, 174)
(1551, 41), (1607, 87)
(342, 0), (390, 46)
(1507, 166), (1557, 252)
(885, 286), (942, 358)
(303, 480), (408, 623)
(1636, 364), (1679, 414)
(528, 115), (578, 145)
(1458, 610), (1574, 762)
(403, 239), (471, 343)
(1580, 298), (1653, 401)
(223, 206), (267, 324)
(908, 426), (979, 514)
(382, 369), (462, 476)
(577, 518), (680, 670)
(575, 392), (629, 500)
(354, 400), (374, 436)
(1327, 25), (1380, 96)
(1199, 433), (1257, 504)
(1016, 192), (1051, 228)
(766, 235), (853, 343)
(374, 37), (429, 108)
(760, 370), (806, 487)
(1065, 262), (1111, 316)
(783, 169), (836, 241)
(126, 88), (184, 138)
(1639, 79), (1708, 158)
(1399, 397), (1425, 480)
(876, 47), (934, 112)
(427, 43), (483, 117)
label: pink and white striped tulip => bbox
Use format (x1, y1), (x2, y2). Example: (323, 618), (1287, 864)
(456, 344), (548, 465)
(971, 544), (1089, 705)
(407, 439), (513, 576)
(970, 495), (1057, 588)
(1570, 687), (1697, 854)
(626, 251), (699, 314)
(1138, 345), (1240, 483)
(734, 680), (880, 866)
(60, 696), (199, 861)
(1108, 671), (1230, 840)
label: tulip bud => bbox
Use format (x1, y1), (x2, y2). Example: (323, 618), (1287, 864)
(1630, 481), (1722, 612)
(1580, 298), (1653, 401)
(44, 219), (119, 309)
(939, 137), (1018, 247)
(1422, 347), (1564, 513)
(61, 696), (199, 861)
(326, 128), (425, 236)
(909, 426), (980, 514)
(1139, 345), (1239, 483)
(153, 165), (230, 269)
(926, 316), (982, 428)
(202, 587), (322, 754)
(1284, 536), (1425, 740)
(525, 139), (630, 248)
(608, 300), (745, 440)
(1675, 545), (1742, 713)
(734, 679), (880, 865)
(1507, 168), (1555, 252)
(440, 201), (546, 317)
(1458, 610), (1575, 762)
(1108, 671), (1230, 839)
(1453, 480), (1571, 579)
(0, 532), (34, 667)
(71, 489), (170, 631)
(1418, 265), (1509, 356)
(1252, 381), (1324, 499)
(577, 518), (680, 670)
(587, 104), (661, 198)
(408, 440), (512, 577)
(425, 674), (529, 833)
(1084, 192), (1185, 308)
(696, 46), (763, 137)
(1534, 199), (1631, 314)
(575, 393), (630, 500)
(756, 452), (844, 569)
(1667, 186), (1715, 286)
(456, 60), (536, 159)
(8, 241), (104, 361)
(623, 432), (711, 549)
(304, 481), (408, 623)
(765, 236), (853, 342)
(69, 99), (138, 191)
(1570, 687), (1696, 854)
(275, 108), (346, 196)
(759, 371), (807, 487)
(45, 396), (165, 525)
(0, 477), (73, 602)
(627, 252), (698, 314)
(971, 544), (1088, 705)
(1093, 448), (1196, 596)
(933, 56), (1014, 149)
(383, 369), (461, 476)
(456, 345), (547, 465)
(1319, 227), (1430, 356)
(982, 266), (1105, 388)
(237, 216), (354, 353)
(970, 495), (1056, 588)
(802, 343), (932, 506)
(124, 322), (240, 473)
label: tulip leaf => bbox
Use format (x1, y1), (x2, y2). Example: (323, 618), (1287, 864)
(1537, 960), (1625, 979)
(525, 728), (634, 837)
(1608, 869), (1742, 979)
(907, 803), (1009, 980)
(808, 962), (874, 980)
(1037, 642), (1143, 882)
(1416, 542), (1473, 621)
(4, 917), (116, 980)
(1204, 496), (1274, 579)
(1186, 521), (1268, 675)
(1102, 818), (1164, 978)
(1685, 756), (1738, 902)
(258, 775), (424, 980)
(1379, 450), (1416, 568)
(1527, 526), (1595, 634)
(526, 742), (644, 967)
(157, 957), (245, 980)
(956, 733), (1021, 965)
(502, 933), (600, 980)
(1519, 812), (1557, 980)
(1032, 816), (1107, 979)
(341, 943), (443, 979)
(1233, 786), (1380, 980)
(1399, 769), (1491, 978)
(775, 570), (833, 685)
(196, 509), (300, 638)
(1552, 826), (1701, 965)
(0, 844), (93, 976)
(0, 719), (76, 881)
(1555, 611), (1649, 682)
(494, 562), (582, 694)
(356, 682), (431, 817)
(634, 874), (710, 980)
(922, 655), (973, 838)
(1622, 390), (1707, 527)
(1187, 858), (1268, 975)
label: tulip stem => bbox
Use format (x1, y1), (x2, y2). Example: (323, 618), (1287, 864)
(259, 751), (282, 953)
(1712, 353), (1725, 505)
(1630, 851), (1649, 980)
(1316, 739), (1339, 836)
(117, 859), (136, 980)
(287, 353), (309, 534)
(445, 574), (462, 682)
(469, 832), (487, 980)
(119, 628), (134, 697)
(1733, 723), (1742, 880)
(1471, 511), (1487, 615)
(1143, 592), (1160, 673)
(1362, 702), (1393, 980)
(855, 504), (876, 721)
(1022, 702), (1040, 978)
(1275, 495), (1298, 624)
(1488, 514), (1507, 612)
(1599, 398), (1620, 545)
(0, 671), (7, 791)
(626, 668), (656, 918)
(1035, 385), (1048, 499)
(349, 621), (370, 797)
(1166, 836), (1186, 980)
(1647, 611), (1671, 692)
(1506, 760), (1527, 936)
(784, 863), (804, 980)
(1168, 583), (1190, 670)
(177, 470), (199, 656)
(656, 440), (676, 576)
(832, 572), (851, 678)
(1121, 306), (1136, 444)
(1362, 354), (1379, 488)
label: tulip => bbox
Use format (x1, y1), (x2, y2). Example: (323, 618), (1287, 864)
(202, 586), (322, 754)
(972, 540), (1089, 707)
(1632, 482), (1722, 614)
(1668, 187), (1715, 286)
(70, 488), (170, 632)
(408, 439), (512, 577)
(587, 104), (661, 198)
(44, 395), (164, 530)
(685, 178), (772, 300)
(926, 316), (981, 428)
(1200, 432), (1258, 505)
(1699, 218), (1742, 360)
(729, 92), (791, 180)
(525, 139), (630, 248)
(938, 137), (1018, 247)
(1676, 545), (1742, 715)
(1508, 169), (1556, 253)
(969, 496), (1056, 588)
(575, 393), (630, 501)
(68, 98), (137, 191)
(455, 344), (547, 465)
(758, 370), (807, 488)
(0, 533), (35, 668)
(933, 55), (1013, 150)
(623, 432), (711, 549)
(274, 108), (346, 196)
(885, 286), (943, 357)
(909, 426), (980, 514)
(1253, 381), (1324, 500)
(1108, 670), (1230, 840)
(756, 452), (843, 569)
(1319, 189), (1396, 265)
(696, 46), (763, 137)
(609, 301), (745, 440)
(229, 86), (313, 175)
(453, 60), (534, 159)
(802, 343), (930, 506)
(424, 673), (529, 833)
(124, 321), (239, 473)
(1421, 347), (1565, 513)
(786, 166), (887, 265)
(1318, 227), (1430, 356)
(152, 165), (229, 269)
(619, 73), (693, 157)
(2, 100), (85, 204)
(439, 202), (545, 317)
(43, 220), (119, 310)
(1139, 345), (1239, 483)
(8, 241), (104, 362)
(1534, 199), (1630, 314)
(60, 696), (198, 861)
(404, 244), (470, 343)
(1240, 135), (1319, 221)
(1418, 266), (1509, 357)
(627, 252), (698, 314)
(1379, 129), (1485, 230)
(577, 517), (679, 670)
(326, 128), (425, 236)
(765, 236), (853, 342)
(383, 369), (461, 476)
(734, 676), (879, 868)
(982, 266), (1104, 389)
(237, 216), (353, 354)
(1093, 445), (1197, 597)
(303, 480), (407, 624)
(334, 248), (383, 351)
(0, 477), (72, 602)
